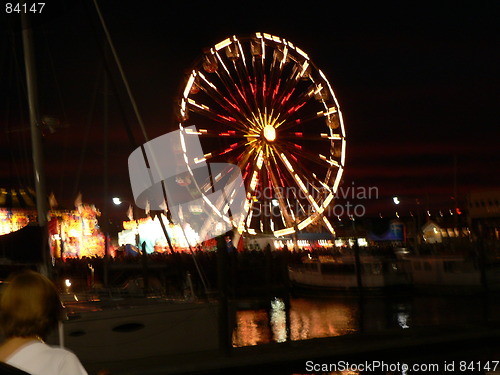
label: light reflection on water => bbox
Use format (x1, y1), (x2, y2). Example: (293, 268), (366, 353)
(289, 298), (358, 341)
(270, 297), (287, 343)
(233, 297), (360, 347)
(232, 294), (500, 348)
(233, 309), (272, 347)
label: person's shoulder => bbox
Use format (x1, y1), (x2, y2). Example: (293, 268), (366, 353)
(7, 342), (87, 375)
(48, 345), (81, 362)
(47, 346), (88, 375)
(48, 345), (78, 357)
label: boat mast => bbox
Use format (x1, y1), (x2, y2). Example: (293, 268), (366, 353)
(21, 10), (50, 273)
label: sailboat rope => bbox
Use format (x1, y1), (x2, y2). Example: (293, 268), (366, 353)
(92, 0), (149, 144)
(92, 0), (210, 292)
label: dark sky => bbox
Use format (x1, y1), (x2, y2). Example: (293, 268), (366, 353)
(1, 1), (499, 223)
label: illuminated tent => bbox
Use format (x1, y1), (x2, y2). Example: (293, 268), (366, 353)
(0, 187), (36, 209)
(0, 188), (37, 236)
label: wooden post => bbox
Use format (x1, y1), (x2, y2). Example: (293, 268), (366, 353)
(216, 234), (231, 355)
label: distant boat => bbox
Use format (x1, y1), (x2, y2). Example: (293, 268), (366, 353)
(288, 254), (410, 293)
(404, 254), (500, 293)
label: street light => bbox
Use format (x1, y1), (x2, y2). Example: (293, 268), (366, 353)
(393, 196), (400, 205)
(112, 197), (123, 205)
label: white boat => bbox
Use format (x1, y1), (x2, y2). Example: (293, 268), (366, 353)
(404, 255), (500, 292)
(288, 254), (410, 292)
(46, 297), (220, 373)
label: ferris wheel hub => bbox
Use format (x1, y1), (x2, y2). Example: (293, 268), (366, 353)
(263, 125), (276, 142)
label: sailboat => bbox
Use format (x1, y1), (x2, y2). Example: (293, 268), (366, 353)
(1, 6), (228, 375)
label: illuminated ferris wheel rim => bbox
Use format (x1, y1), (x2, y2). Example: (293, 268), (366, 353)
(178, 32), (347, 237)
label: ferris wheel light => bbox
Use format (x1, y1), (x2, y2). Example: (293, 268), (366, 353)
(341, 139), (346, 166)
(280, 154), (294, 172)
(325, 107), (337, 115)
(251, 37), (263, 56)
(327, 159), (340, 167)
(299, 61), (310, 78)
(215, 38), (232, 51)
(183, 72), (197, 98)
(298, 216), (314, 230)
(323, 216), (336, 235)
(332, 167), (344, 193)
(295, 46), (309, 60)
(323, 194), (334, 208)
(274, 227), (295, 237)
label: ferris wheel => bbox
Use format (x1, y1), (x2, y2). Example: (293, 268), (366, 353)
(177, 32), (346, 237)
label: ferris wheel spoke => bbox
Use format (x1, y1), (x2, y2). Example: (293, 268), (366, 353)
(184, 128), (261, 143)
(242, 147), (264, 197)
(230, 45), (262, 116)
(213, 51), (256, 121)
(275, 150), (323, 214)
(283, 142), (342, 173)
(229, 37), (257, 110)
(195, 72), (255, 130)
(263, 157), (299, 227)
(265, 62), (293, 114)
(186, 98), (245, 130)
(274, 84), (319, 126)
(267, 147), (314, 219)
(280, 131), (343, 142)
(236, 145), (259, 178)
(209, 141), (253, 163)
(276, 81), (338, 130)
(266, 45), (290, 100)
(293, 106), (339, 128)
(239, 149), (266, 231)
(268, 63), (306, 114)
(250, 51), (268, 112)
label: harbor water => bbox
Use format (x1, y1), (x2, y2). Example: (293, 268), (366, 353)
(233, 293), (500, 346)
(229, 292), (500, 374)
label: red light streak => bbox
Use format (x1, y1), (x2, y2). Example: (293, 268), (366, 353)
(217, 114), (237, 123)
(273, 79), (281, 100)
(287, 101), (306, 115)
(280, 89), (295, 106)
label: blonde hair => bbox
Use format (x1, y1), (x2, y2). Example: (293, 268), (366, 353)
(0, 270), (62, 340)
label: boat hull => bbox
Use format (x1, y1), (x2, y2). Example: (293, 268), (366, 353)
(57, 300), (219, 367)
(288, 255), (410, 294)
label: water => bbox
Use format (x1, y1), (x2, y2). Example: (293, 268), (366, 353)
(233, 293), (500, 347)
(230, 293), (500, 374)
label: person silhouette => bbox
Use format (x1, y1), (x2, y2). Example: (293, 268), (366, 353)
(0, 270), (88, 375)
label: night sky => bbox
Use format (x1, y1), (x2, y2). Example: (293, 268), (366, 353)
(1, 1), (499, 224)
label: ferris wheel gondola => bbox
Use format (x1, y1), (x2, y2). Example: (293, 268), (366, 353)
(177, 32), (346, 237)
